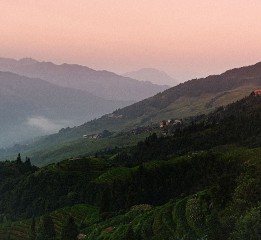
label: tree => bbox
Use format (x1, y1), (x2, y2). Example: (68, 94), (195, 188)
(16, 153), (22, 164)
(36, 215), (56, 240)
(61, 216), (79, 240)
(25, 156), (32, 166)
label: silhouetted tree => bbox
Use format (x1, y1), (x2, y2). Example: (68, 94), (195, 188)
(25, 156), (32, 166)
(16, 153), (22, 164)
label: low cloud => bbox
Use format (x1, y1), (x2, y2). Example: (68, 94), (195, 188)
(26, 116), (68, 133)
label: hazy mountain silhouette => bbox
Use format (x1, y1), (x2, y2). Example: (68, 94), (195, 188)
(0, 71), (132, 147)
(115, 62), (261, 120)
(0, 58), (168, 101)
(123, 68), (178, 86)
(43, 61), (261, 134)
(2, 61), (260, 163)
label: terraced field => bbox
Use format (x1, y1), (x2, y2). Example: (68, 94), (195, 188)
(84, 193), (211, 240)
(0, 204), (99, 240)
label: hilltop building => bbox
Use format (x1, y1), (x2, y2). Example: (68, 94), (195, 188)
(160, 119), (182, 128)
(252, 89), (261, 96)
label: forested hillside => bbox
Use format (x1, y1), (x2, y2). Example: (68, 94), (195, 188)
(1, 62), (260, 165)
(0, 94), (260, 239)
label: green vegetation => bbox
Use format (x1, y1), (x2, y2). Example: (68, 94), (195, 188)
(1, 62), (261, 166)
(0, 130), (152, 167)
(61, 216), (79, 240)
(0, 204), (99, 240)
(0, 95), (260, 239)
(36, 215), (56, 240)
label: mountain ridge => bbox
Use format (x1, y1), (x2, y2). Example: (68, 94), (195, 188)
(0, 57), (168, 101)
(113, 61), (261, 119)
(1, 61), (260, 164)
(124, 67), (177, 86)
(0, 71), (133, 147)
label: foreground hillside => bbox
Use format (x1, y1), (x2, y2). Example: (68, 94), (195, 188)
(0, 71), (132, 147)
(0, 95), (260, 239)
(1, 62), (260, 165)
(0, 57), (168, 101)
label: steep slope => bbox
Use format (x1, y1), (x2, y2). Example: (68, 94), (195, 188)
(115, 62), (261, 120)
(1, 62), (261, 164)
(0, 71), (132, 147)
(124, 68), (177, 86)
(0, 95), (260, 239)
(52, 62), (261, 138)
(1, 146), (261, 240)
(0, 58), (168, 101)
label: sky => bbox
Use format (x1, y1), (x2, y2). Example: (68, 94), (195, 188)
(0, 0), (261, 81)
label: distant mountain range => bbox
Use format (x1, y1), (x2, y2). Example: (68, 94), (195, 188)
(0, 71), (133, 147)
(0, 58), (168, 101)
(115, 62), (261, 120)
(60, 61), (261, 138)
(1, 61), (260, 164)
(123, 68), (178, 86)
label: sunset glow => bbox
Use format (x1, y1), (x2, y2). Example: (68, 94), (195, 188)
(1, 0), (261, 80)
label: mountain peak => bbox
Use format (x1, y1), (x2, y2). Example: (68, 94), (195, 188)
(0, 57), (168, 102)
(123, 68), (177, 86)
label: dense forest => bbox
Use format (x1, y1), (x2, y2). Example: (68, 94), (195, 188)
(0, 94), (260, 239)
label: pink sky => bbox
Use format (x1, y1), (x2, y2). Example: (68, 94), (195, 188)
(0, 0), (261, 81)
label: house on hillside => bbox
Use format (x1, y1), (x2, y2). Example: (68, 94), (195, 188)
(83, 134), (101, 139)
(78, 233), (87, 239)
(160, 120), (167, 128)
(90, 134), (101, 139)
(167, 119), (175, 125)
(174, 119), (182, 125)
(251, 89), (261, 96)
(160, 119), (182, 128)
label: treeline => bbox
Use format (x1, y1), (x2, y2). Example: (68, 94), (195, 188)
(91, 152), (243, 214)
(0, 150), (243, 222)
(0, 157), (105, 220)
(0, 95), (260, 221)
(0, 95), (259, 239)
(113, 95), (261, 165)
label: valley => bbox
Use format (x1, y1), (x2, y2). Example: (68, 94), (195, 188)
(1, 62), (260, 166)
(0, 93), (260, 239)
(1, 2), (261, 239)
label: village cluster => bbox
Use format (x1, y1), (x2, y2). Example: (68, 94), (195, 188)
(160, 119), (182, 128)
